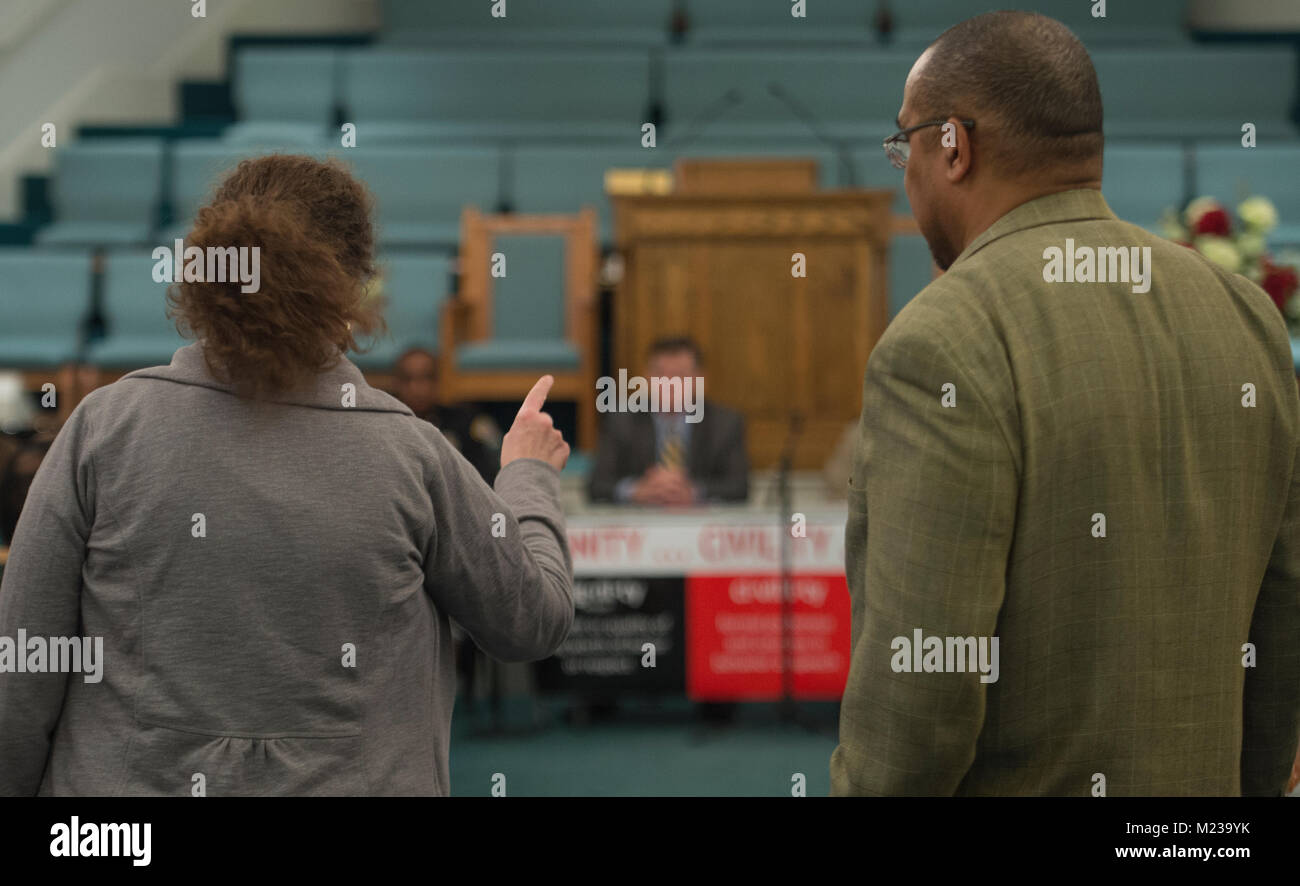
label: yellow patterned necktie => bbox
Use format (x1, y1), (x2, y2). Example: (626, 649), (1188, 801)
(659, 429), (684, 471)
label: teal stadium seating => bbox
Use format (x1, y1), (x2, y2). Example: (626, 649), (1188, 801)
(342, 146), (501, 247)
(889, 235), (937, 318)
(683, 0), (875, 45)
(224, 48), (340, 144)
(0, 250), (92, 368)
(455, 234), (578, 371)
(1095, 47), (1298, 140)
(36, 140), (164, 247)
(85, 252), (189, 368)
(512, 146), (671, 243)
(890, 0), (1191, 46)
(380, 0), (673, 46)
(341, 49), (650, 142)
(349, 252), (454, 371)
(166, 140), (339, 244)
(1195, 146), (1300, 248)
(663, 49), (914, 142)
(851, 146), (910, 215)
(1101, 144), (1187, 232)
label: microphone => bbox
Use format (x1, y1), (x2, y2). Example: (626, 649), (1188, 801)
(665, 88), (744, 152)
(766, 81), (856, 187)
(766, 410), (805, 507)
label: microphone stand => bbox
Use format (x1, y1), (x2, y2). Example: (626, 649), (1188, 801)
(664, 88), (744, 152)
(774, 411), (804, 725)
(767, 81), (857, 188)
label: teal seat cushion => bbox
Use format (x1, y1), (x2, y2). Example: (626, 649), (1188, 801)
(36, 221), (154, 246)
(456, 339), (579, 370)
(86, 336), (186, 368)
(222, 122), (329, 145)
(375, 221), (460, 247)
(1292, 336), (1300, 375)
(0, 337), (80, 368)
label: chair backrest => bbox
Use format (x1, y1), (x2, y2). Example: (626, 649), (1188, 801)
(1196, 145), (1300, 223)
(50, 139), (164, 223)
(1095, 48), (1297, 138)
(171, 143), (261, 235)
(376, 252), (454, 351)
(102, 251), (185, 339)
(381, 0), (673, 40)
(1102, 144), (1187, 231)
(342, 49), (650, 137)
(491, 235), (567, 341)
(890, 0), (1189, 45)
(343, 146), (500, 237)
(459, 208), (597, 347)
(687, 0), (874, 38)
(0, 250), (92, 339)
(234, 48), (339, 124)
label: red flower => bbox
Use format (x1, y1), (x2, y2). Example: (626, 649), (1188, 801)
(1261, 261), (1300, 314)
(1192, 207), (1232, 236)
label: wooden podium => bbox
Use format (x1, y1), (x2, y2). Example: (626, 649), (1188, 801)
(610, 158), (895, 469)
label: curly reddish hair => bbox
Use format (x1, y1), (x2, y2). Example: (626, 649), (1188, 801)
(166, 154), (386, 398)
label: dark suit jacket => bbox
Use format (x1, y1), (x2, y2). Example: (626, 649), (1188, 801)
(831, 189), (1300, 796)
(587, 400), (749, 503)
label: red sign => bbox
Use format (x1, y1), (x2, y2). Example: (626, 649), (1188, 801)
(685, 573), (850, 701)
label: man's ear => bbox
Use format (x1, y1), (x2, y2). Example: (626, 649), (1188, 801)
(942, 116), (973, 183)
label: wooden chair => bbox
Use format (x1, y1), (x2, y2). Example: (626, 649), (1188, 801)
(440, 207), (599, 451)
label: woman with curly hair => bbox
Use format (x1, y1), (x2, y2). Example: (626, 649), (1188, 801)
(0, 154), (573, 796)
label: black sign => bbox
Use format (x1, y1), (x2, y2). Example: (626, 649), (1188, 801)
(536, 577), (685, 692)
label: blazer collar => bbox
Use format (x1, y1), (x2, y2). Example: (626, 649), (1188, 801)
(121, 342), (413, 415)
(951, 188), (1117, 268)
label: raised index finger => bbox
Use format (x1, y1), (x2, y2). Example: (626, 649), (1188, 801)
(518, 374), (554, 416)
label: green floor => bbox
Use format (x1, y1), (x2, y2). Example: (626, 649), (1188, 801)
(448, 696), (840, 797)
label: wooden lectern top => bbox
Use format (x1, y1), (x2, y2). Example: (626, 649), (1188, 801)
(673, 157), (820, 195)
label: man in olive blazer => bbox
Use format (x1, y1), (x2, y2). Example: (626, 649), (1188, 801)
(832, 12), (1300, 796)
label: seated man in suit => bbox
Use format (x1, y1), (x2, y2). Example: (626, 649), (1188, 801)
(588, 336), (748, 505)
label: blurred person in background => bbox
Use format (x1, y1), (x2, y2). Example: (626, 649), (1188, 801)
(391, 346), (501, 485)
(0, 433), (52, 549)
(587, 336), (748, 505)
(390, 345), (504, 710)
(0, 154), (574, 796)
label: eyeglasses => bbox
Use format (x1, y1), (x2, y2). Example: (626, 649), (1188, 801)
(883, 119), (976, 169)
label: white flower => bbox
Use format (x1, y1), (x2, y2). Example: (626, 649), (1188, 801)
(1238, 196), (1278, 233)
(1158, 209), (1187, 241)
(1237, 231), (1267, 259)
(1195, 236), (1241, 273)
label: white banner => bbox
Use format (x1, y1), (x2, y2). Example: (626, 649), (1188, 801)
(565, 509), (848, 577)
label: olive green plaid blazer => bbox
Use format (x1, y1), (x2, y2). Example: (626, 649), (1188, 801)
(831, 189), (1300, 796)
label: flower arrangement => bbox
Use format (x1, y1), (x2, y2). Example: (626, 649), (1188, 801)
(1161, 196), (1300, 331)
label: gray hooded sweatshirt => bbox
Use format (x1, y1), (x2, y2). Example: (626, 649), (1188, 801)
(0, 343), (573, 795)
